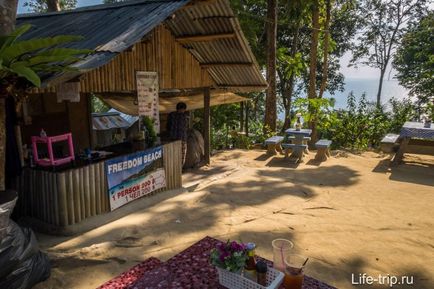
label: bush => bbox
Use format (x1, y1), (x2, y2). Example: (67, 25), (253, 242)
(317, 93), (417, 150)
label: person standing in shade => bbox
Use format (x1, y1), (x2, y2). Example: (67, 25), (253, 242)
(167, 102), (189, 165)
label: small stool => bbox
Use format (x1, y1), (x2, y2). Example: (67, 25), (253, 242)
(315, 139), (332, 162)
(264, 136), (284, 155)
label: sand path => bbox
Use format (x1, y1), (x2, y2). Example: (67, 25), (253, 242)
(34, 150), (434, 289)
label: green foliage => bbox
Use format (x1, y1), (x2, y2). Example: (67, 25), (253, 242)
(91, 94), (110, 113)
(293, 97), (335, 126)
(393, 12), (434, 105)
(23, 0), (77, 12)
(0, 24), (91, 89)
(308, 93), (418, 150)
(142, 116), (157, 147)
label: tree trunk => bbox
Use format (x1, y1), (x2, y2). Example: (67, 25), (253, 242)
(377, 69), (385, 107)
(264, 0), (278, 133)
(0, 0), (18, 191)
(46, 0), (61, 12)
(240, 101), (244, 132)
(308, 0), (320, 144)
(0, 0), (18, 35)
(282, 22), (300, 132)
(307, 0), (320, 101)
(318, 0), (331, 99)
(245, 102), (249, 136)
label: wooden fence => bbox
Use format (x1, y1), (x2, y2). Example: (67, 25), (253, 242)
(14, 141), (182, 226)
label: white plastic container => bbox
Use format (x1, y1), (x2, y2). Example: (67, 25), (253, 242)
(216, 266), (284, 289)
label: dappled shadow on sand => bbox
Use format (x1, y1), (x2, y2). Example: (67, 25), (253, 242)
(40, 163), (360, 252)
(258, 165), (360, 188)
(254, 153), (275, 162)
(306, 254), (432, 289)
(372, 157), (434, 187)
(265, 156), (300, 168)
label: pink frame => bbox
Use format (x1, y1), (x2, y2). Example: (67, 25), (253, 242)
(31, 133), (75, 167)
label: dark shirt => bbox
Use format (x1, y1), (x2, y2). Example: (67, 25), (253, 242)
(167, 111), (188, 141)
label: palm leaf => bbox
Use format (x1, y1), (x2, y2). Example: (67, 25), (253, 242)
(38, 48), (92, 57)
(0, 24), (32, 53)
(2, 35), (85, 64)
(9, 63), (41, 87)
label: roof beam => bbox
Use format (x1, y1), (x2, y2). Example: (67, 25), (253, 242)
(176, 33), (236, 43)
(201, 62), (254, 68)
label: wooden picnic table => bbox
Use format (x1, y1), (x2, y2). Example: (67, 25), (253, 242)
(392, 121), (434, 165)
(100, 236), (337, 289)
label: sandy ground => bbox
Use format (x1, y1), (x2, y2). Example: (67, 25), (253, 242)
(33, 149), (434, 289)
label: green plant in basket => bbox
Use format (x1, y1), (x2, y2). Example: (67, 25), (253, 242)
(210, 240), (248, 273)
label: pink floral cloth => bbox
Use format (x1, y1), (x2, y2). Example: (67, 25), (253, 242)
(100, 237), (337, 289)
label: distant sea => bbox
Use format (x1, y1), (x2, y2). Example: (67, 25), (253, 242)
(279, 78), (410, 119)
(325, 78), (410, 109)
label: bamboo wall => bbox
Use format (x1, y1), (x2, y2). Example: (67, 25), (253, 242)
(80, 25), (214, 93)
(15, 141), (182, 227)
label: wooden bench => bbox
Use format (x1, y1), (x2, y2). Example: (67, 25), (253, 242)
(315, 139), (332, 162)
(264, 136), (284, 155)
(380, 133), (400, 153)
(282, 143), (308, 163)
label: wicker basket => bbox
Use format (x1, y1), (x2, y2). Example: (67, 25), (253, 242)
(216, 266), (284, 289)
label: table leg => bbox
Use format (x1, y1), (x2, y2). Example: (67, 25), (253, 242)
(392, 137), (410, 165)
(276, 144), (283, 154)
(289, 146), (304, 163)
(266, 144), (277, 155)
(303, 139), (309, 153)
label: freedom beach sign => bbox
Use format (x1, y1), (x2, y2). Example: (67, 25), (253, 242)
(105, 146), (166, 211)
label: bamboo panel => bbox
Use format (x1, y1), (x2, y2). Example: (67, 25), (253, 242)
(78, 25), (214, 93)
(67, 171), (75, 225)
(163, 141), (182, 190)
(100, 162), (109, 213)
(84, 165), (91, 218)
(79, 168), (85, 219)
(95, 163), (102, 215)
(73, 170), (81, 223)
(57, 172), (68, 226)
(90, 164), (96, 216)
(51, 172), (59, 226)
(43, 172), (50, 224)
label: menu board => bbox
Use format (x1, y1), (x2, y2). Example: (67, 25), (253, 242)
(136, 71), (160, 132)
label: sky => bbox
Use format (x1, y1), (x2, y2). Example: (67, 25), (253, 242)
(16, 0), (393, 80)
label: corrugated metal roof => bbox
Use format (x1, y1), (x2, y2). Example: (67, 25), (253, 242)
(108, 108), (139, 126)
(16, 0), (266, 92)
(92, 112), (131, 130)
(166, 0), (267, 91)
(16, 0), (189, 77)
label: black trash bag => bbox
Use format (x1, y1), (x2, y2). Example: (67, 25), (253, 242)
(0, 251), (51, 289)
(0, 221), (39, 279)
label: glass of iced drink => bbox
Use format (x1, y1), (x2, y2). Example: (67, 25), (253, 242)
(272, 239), (294, 272)
(283, 254), (306, 289)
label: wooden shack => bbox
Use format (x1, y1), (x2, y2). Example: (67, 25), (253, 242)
(11, 0), (266, 234)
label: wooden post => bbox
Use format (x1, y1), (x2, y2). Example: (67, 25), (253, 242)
(240, 101), (244, 132)
(245, 101), (249, 136)
(203, 87), (211, 165)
